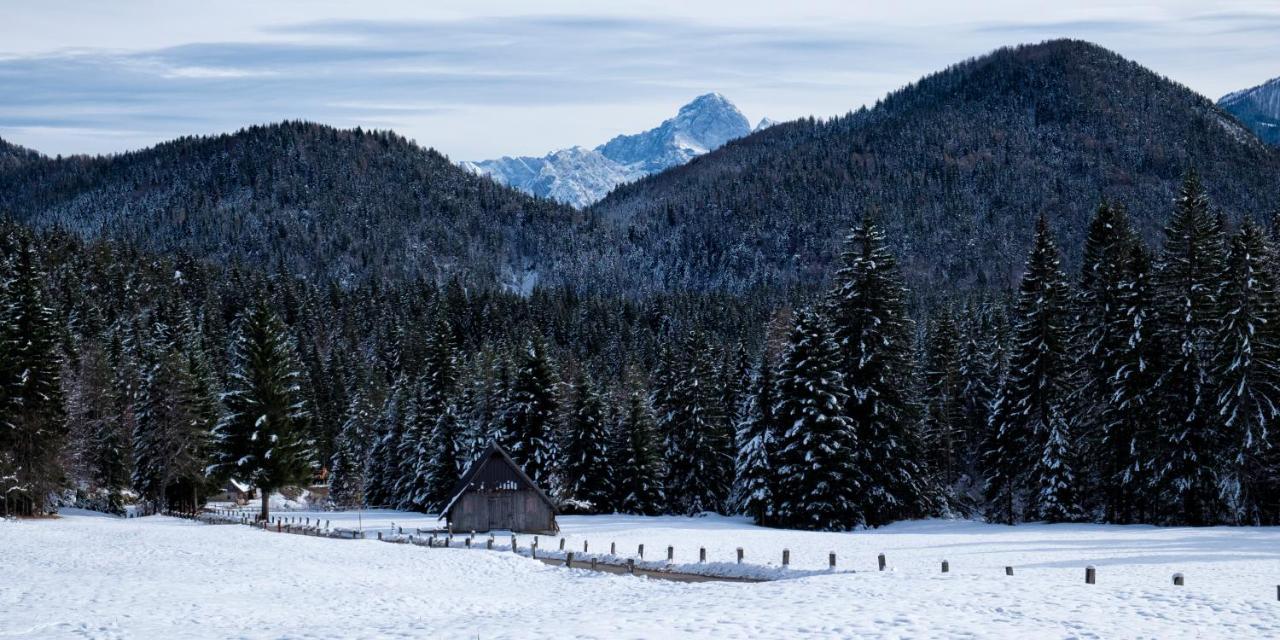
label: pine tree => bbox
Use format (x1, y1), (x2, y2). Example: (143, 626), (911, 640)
(773, 309), (863, 530)
(559, 375), (613, 512)
(997, 216), (1080, 522)
(664, 332), (731, 514)
(503, 338), (558, 487)
(733, 352), (778, 524)
(365, 376), (408, 507)
(827, 219), (931, 526)
(920, 306), (965, 490)
(613, 392), (662, 515)
(210, 300), (314, 521)
(422, 402), (463, 511)
(329, 388), (374, 508)
(132, 308), (214, 511)
(1100, 242), (1159, 523)
(1152, 171), (1228, 525)
(0, 239), (67, 516)
(1215, 218), (1280, 523)
(981, 378), (1020, 524)
(398, 380), (435, 511)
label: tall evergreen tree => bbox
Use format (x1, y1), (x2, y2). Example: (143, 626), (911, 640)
(0, 239), (67, 515)
(827, 219), (931, 526)
(421, 401), (463, 511)
(365, 376), (408, 507)
(329, 388), (374, 508)
(613, 392), (663, 515)
(1215, 218), (1280, 523)
(210, 300), (314, 521)
(559, 375), (613, 512)
(996, 216), (1080, 521)
(733, 352), (778, 525)
(664, 332), (731, 514)
(773, 309), (863, 530)
(920, 305), (965, 490)
(502, 338), (558, 486)
(1152, 171), (1228, 525)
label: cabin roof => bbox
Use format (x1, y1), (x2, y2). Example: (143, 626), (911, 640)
(440, 442), (557, 518)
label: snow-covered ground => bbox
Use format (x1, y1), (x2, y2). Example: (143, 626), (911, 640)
(4, 510), (1280, 639)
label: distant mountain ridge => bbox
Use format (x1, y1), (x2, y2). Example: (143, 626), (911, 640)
(1220, 77), (1280, 146)
(463, 93), (753, 207)
(0, 139), (40, 171)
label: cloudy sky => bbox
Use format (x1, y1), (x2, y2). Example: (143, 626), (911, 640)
(3, 1), (1279, 160)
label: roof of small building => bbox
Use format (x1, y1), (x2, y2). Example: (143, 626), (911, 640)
(440, 442), (558, 519)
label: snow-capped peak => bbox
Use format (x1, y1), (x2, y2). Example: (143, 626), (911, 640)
(464, 94), (754, 207)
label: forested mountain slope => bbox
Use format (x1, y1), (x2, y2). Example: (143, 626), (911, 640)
(0, 123), (612, 291)
(594, 40), (1280, 294)
(1220, 76), (1280, 146)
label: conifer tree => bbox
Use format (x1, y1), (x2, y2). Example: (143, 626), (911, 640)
(1099, 242), (1159, 523)
(664, 332), (731, 514)
(0, 239), (67, 515)
(613, 392), (662, 515)
(827, 219), (930, 525)
(422, 401), (463, 511)
(398, 381), (435, 511)
(733, 352), (777, 524)
(559, 375), (613, 512)
(365, 376), (408, 507)
(503, 338), (558, 486)
(981, 379), (1020, 524)
(992, 216), (1080, 522)
(773, 309), (863, 530)
(920, 306), (965, 489)
(329, 388), (374, 508)
(1152, 171), (1227, 525)
(1215, 219), (1280, 523)
(210, 300), (314, 521)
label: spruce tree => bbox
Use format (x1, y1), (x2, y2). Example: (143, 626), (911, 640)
(1100, 242), (1159, 523)
(559, 375), (613, 512)
(503, 338), (558, 487)
(827, 219), (930, 526)
(920, 306), (965, 490)
(0, 239), (67, 515)
(1215, 218), (1280, 523)
(773, 309), (863, 530)
(613, 392), (662, 515)
(733, 352), (778, 525)
(998, 216), (1080, 521)
(1152, 171), (1227, 525)
(329, 388), (374, 508)
(210, 300), (314, 521)
(365, 376), (408, 507)
(422, 401), (463, 511)
(664, 332), (731, 514)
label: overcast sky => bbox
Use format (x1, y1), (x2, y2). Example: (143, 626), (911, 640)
(3, 1), (1278, 160)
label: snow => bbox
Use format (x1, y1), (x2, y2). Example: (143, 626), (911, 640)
(5, 511), (1280, 638)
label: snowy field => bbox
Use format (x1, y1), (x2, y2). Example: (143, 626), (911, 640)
(4, 510), (1280, 639)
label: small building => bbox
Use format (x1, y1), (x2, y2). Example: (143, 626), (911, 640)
(220, 479), (256, 506)
(442, 443), (558, 534)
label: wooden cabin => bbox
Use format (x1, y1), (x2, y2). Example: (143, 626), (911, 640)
(442, 443), (558, 534)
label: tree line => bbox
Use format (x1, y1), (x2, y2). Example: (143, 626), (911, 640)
(2, 170), (1278, 527)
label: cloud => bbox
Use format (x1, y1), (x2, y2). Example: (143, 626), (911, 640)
(2, 10), (1278, 158)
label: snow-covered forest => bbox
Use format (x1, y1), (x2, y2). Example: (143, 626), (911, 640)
(3, 170), (1277, 529)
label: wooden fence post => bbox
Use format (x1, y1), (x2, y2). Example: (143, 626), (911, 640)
(667, 545), (674, 563)
(782, 549), (790, 567)
(1005, 566), (1014, 576)
(1086, 566), (1096, 584)
(560, 538), (566, 551)
(878, 553), (886, 571)
(1173, 573), (1184, 586)
(512, 535), (518, 553)
(591, 557), (597, 570)
(487, 537), (493, 550)
(566, 552), (574, 568)
(829, 552), (836, 569)
(941, 560), (949, 573)
(699, 547), (706, 563)
(638, 543), (644, 559)
(583, 540), (589, 553)
(611, 542), (616, 556)
(628, 559), (636, 574)
(377, 532), (383, 541)
(737, 547), (743, 564)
